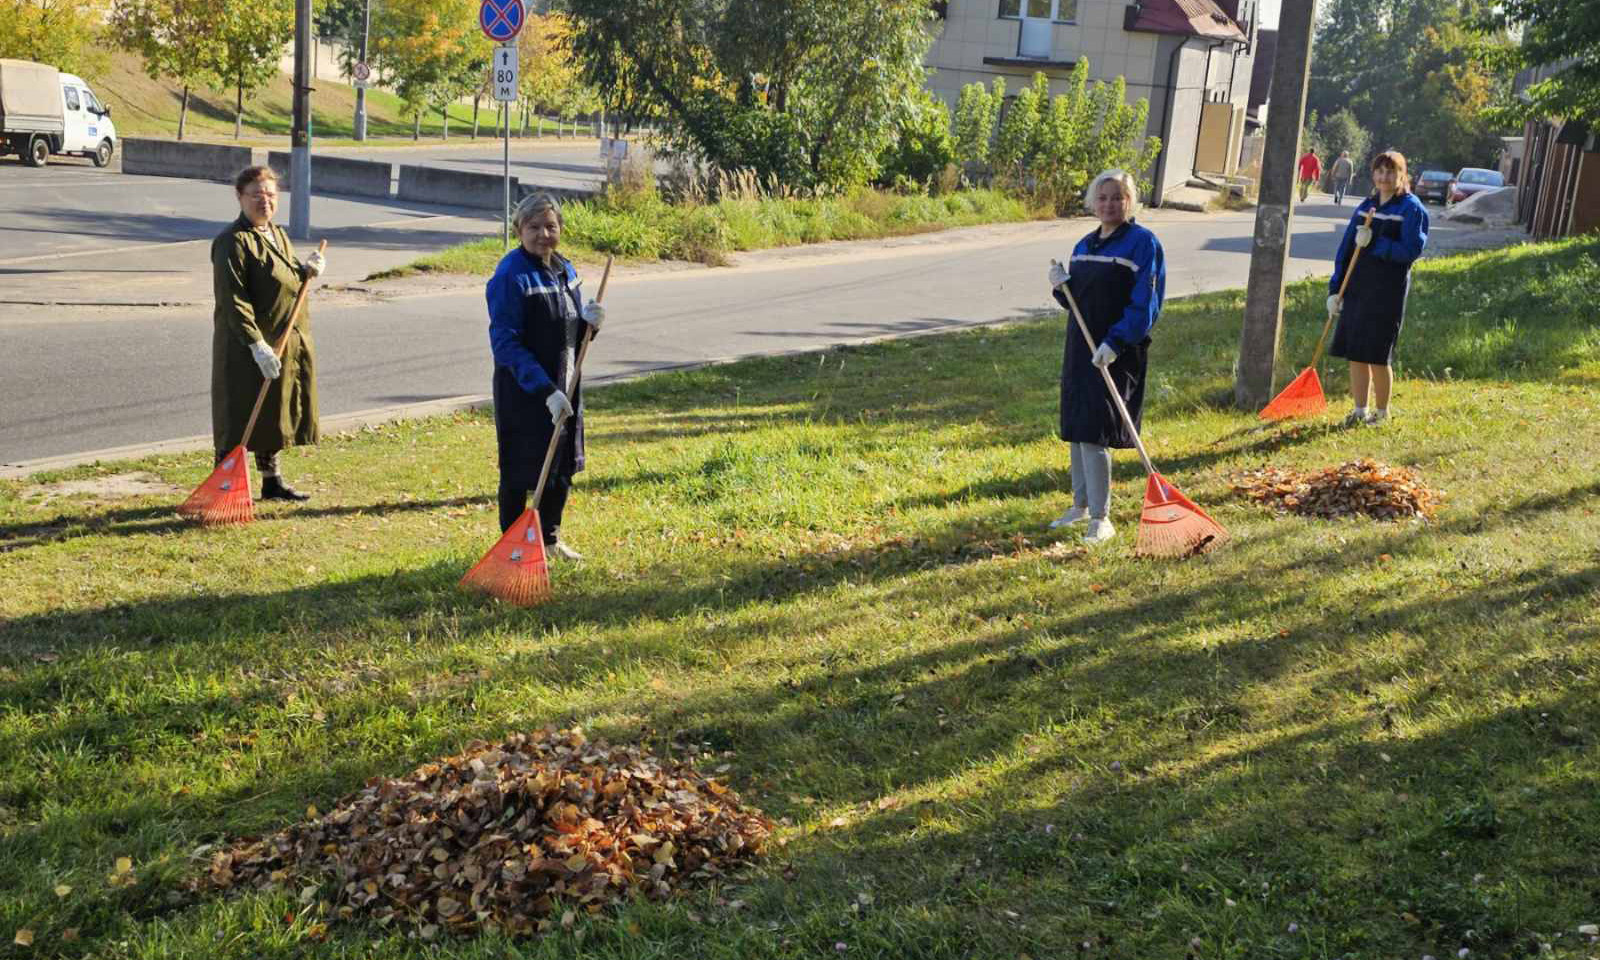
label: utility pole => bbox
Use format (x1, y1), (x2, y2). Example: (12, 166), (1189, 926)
(354, 0), (371, 141)
(289, 0), (313, 240)
(1234, 0), (1319, 409)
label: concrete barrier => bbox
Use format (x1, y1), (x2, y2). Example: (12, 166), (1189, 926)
(266, 151), (393, 199)
(121, 138), (252, 182)
(397, 164), (516, 210)
(516, 183), (599, 205)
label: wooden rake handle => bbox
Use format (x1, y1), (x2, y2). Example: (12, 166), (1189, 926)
(1308, 209), (1375, 369)
(529, 254), (614, 509)
(1053, 266), (1157, 479)
(240, 238), (328, 449)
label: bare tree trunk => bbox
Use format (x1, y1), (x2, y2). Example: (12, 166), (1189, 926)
(442, 104), (450, 140)
(413, 111), (421, 141)
(234, 80), (243, 139)
(520, 100), (528, 137)
(178, 84), (190, 140)
(472, 96), (480, 139)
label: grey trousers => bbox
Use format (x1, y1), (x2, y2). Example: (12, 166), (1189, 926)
(1070, 442), (1112, 519)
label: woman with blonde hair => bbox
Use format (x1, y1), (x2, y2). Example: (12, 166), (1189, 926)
(1046, 169), (1166, 545)
(484, 193), (607, 558)
(1326, 149), (1429, 426)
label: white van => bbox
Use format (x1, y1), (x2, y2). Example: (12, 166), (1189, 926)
(0, 59), (119, 167)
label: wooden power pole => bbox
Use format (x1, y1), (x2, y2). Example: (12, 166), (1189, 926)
(1234, 0), (1320, 409)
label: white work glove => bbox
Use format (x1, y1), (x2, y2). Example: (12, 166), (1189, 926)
(1091, 343), (1118, 368)
(1355, 224), (1373, 248)
(545, 389), (573, 425)
(1327, 294), (1342, 318)
(249, 340), (281, 379)
(580, 299), (605, 331)
(302, 250), (326, 277)
(1048, 260), (1070, 288)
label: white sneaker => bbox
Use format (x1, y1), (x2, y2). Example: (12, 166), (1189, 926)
(1341, 408), (1369, 428)
(1368, 408), (1390, 426)
(546, 540), (583, 562)
(1082, 518), (1115, 545)
(1049, 505), (1091, 529)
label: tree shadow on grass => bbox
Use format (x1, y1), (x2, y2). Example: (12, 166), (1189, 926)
(0, 494), (493, 554)
(6, 476), (1598, 956)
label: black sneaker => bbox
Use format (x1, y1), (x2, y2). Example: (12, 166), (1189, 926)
(260, 476), (310, 501)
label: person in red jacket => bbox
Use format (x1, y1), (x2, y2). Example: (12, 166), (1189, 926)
(1298, 149), (1323, 202)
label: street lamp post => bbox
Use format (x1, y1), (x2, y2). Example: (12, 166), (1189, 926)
(354, 0), (371, 141)
(289, 0), (312, 240)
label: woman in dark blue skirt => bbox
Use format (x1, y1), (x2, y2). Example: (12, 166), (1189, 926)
(1326, 150), (1429, 426)
(485, 194), (606, 560)
(1047, 169), (1166, 546)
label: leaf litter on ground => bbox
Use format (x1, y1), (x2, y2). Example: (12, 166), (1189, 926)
(193, 728), (773, 937)
(1228, 458), (1444, 521)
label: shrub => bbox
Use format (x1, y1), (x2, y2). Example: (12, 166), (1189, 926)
(876, 90), (956, 190)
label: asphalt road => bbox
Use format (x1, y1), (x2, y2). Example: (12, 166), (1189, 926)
(1, 197), (1386, 470)
(0, 141), (613, 266)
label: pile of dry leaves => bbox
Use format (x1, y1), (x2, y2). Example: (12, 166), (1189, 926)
(1229, 458), (1444, 521)
(193, 728), (772, 937)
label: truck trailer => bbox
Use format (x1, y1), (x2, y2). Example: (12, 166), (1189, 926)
(0, 58), (118, 167)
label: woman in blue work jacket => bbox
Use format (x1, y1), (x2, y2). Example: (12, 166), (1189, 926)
(1046, 169), (1166, 546)
(1326, 149), (1428, 427)
(485, 193), (606, 560)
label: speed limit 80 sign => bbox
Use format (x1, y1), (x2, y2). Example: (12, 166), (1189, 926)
(492, 45), (519, 102)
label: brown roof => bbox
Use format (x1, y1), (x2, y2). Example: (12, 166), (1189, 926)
(1126, 0), (1247, 41)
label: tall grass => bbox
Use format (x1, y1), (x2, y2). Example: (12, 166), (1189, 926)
(375, 170), (1035, 279)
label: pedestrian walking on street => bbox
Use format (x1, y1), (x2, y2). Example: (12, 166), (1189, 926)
(209, 165), (326, 502)
(1330, 150), (1355, 205)
(1047, 169), (1166, 546)
(1298, 148), (1323, 203)
(1326, 150), (1429, 427)
(485, 193), (606, 560)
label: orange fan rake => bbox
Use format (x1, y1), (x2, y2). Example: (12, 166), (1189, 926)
(1259, 210), (1375, 421)
(460, 255), (613, 605)
(1056, 276), (1230, 558)
(458, 509), (551, 605)
(179, 239), (327, 525)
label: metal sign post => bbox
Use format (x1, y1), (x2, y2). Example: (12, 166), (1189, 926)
(482, 0), (524, 249)
(492, 43), (519, 248)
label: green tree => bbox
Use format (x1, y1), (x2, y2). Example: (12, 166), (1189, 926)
(1309, 0), (1514, 172)
(1317, 108), (1371, 170)
(955, 66), (1159, 214)
(565, 0), (935, 190)
(213, 0), (295, 140)
(109, 0), (224, 139)
(371, 0), (483, 139)
(951, 77), (1004, 166)
(1480, 0), (1600, 124)
(875, 88), (954, 190)
(0, 0), (110, 75)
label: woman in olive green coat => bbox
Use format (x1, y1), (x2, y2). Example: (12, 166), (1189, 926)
(210, 165), (326, 501)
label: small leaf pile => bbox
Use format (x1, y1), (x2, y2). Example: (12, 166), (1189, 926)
(194, 728), (772, 937)
(1229, 458), (1444, 521)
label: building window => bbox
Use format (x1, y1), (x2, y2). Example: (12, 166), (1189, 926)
(999, 0), (1075, 20)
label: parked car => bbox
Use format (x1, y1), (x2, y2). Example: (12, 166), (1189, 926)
(0, 58), (117, 167)
(1414, 169), (1454, 205)
(1451, 167), (1504, 204)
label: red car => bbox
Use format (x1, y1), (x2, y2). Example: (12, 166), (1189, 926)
(1451, 167), (1505, 203)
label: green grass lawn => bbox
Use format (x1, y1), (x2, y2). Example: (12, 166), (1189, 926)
(3, 238), (1599, 959)
(84, 49), (593, 145)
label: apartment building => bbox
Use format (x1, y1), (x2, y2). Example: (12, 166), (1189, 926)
(925, 0), (1257, 202)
